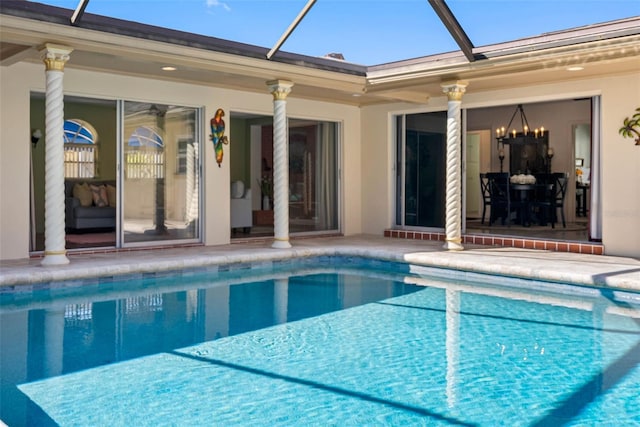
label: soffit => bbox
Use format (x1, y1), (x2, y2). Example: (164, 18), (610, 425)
(366, 16), (640, 101)
(365, 34), (640, 100)
(0, 13), (375, 106)
(0, 41), (31, 62)
(1, 9), (639, 107)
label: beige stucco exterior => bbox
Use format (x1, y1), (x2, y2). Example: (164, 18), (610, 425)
(0, 61), (363, 260)
(598, 72), (640, 257)
(2, 64), (639, 260)
(360, 72), (640, 257)
(0, 5), (638, 261)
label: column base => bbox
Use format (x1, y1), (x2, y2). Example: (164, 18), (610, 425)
(41, 252), (70, 266)
(271, 238), (292, 249)
(443, 240), (464, 251)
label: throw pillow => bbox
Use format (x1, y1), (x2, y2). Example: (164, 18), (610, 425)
(106, 184), (117, 207)
(90, 184), (109, 207)
(73, 182), (93, 207)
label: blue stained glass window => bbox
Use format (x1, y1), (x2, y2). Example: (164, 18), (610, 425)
(128, 126), (164, 148)
(63, 119), (98, 178)
(63, 119), (97, 144)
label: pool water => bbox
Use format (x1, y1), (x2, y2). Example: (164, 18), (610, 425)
(1, 257), (639, 426)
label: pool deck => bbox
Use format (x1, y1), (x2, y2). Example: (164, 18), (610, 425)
(1, 235), (639, 292)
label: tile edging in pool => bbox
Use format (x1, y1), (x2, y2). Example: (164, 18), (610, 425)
(2, 252), (638, 297)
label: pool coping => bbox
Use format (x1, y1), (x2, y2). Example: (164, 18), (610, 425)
(1, 236), (639, 292)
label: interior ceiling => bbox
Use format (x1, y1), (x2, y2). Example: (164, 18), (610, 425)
(1, 12), (639, 107)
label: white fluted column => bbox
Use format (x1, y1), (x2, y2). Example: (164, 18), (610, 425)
(441, 81), (468, 251)
(40, 44), (73, 266)
(274, 278), (289, 324)
(445, 289), (460, 409)
(43, 308), (65, 377)
(267, 80), (294, 249)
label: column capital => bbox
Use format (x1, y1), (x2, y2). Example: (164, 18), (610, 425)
(39, 44), (73, 72)
(267, 80), (294, 101)
(441, 81), (468, 102)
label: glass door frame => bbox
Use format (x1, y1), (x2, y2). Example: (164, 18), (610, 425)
(394, 110), (449, 231)
(116, 100), (204, 249)
(395, 114), (406, 227)
(288, 119), (342, 237)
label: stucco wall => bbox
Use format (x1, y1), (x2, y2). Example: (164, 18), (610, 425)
(599, 73), (640, 258)
(0, 63), (361, 260)
(361, 72), (640, 258)
(0, 63), (34, 260)
(2, 60), (636, 260)
(360, 100), (450, 235)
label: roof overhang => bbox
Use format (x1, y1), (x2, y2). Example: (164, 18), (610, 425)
(0, 1), (372, 104)
(1, 2), (639, 106)
(366, 17), (640, 101)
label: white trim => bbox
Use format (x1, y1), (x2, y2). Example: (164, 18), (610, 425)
(590, 96), (602, 240)
(116, 99), (124, 249)
(461, 108), (467, 234)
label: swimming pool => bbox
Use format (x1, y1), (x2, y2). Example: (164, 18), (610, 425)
(1, 256), (639, 426)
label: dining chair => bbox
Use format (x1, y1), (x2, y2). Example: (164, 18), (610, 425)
(486, 172), (513, 226)
(532, 172), (567, 228)
(532, 173), (553, 225)
(480, 173), (491, 224)
(552, 173), (568, 228)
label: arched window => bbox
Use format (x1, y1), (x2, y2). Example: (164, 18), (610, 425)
(125, 126), (165, 179)
(64, 119), (98, 178)
(128, 125), (163, 148)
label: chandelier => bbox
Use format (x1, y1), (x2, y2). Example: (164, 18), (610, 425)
(496, 104), (546, 144)
(496, 104), (552, 175)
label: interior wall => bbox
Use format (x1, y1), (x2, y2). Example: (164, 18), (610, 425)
(229, 117), (249, 186)
(574, 124), (591, 168)
(29, 98), (46, 235)
(250, 125), (262, 211)
(466, 99), (590, 177)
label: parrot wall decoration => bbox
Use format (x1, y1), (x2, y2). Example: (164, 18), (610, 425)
(210, 108), (229, 167)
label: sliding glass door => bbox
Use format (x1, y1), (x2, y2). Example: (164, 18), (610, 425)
(231, 114), (339, 237)
(121, 102), (201, 245)
(288, 120), (339, 233)
(396, 112), (447, 229)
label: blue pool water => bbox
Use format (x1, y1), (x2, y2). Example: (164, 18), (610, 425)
(1, 256), (639, 426)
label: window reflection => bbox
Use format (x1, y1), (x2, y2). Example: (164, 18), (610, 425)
(122, 102), (200, 244)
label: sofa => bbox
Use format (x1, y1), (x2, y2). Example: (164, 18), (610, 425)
(230, 180), (252, 233)
(65, 179), (116, 231)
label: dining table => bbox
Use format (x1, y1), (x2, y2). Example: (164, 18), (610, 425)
(510, 183), (536, 226)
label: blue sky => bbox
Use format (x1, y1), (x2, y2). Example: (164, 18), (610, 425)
(31, 0), (640, 65)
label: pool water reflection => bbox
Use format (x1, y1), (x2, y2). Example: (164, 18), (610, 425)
(1, 257), (639, 426)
